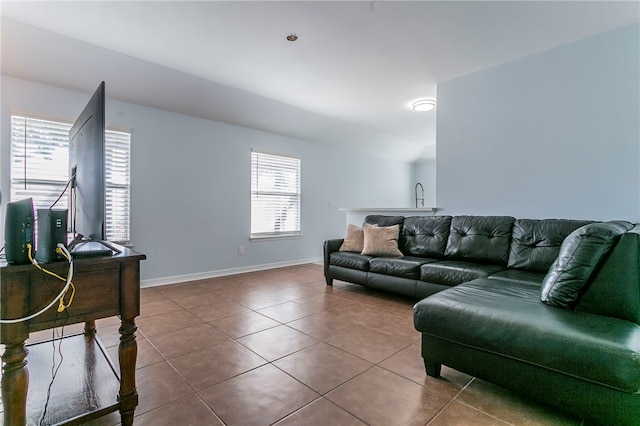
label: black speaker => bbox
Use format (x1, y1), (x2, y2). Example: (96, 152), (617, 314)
(36, 209), (68, 263)
(5, 198), (34, 265)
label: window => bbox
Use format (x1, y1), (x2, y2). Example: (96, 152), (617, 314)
(10, 114), (131, 243)
(251, 151), (301, 238)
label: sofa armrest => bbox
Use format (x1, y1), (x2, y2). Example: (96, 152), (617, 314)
(324, 239), (344, 285)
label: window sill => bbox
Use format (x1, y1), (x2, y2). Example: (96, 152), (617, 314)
(250, 233), (302, 242)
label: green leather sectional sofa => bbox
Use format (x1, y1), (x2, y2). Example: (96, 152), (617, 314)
(323, 215), (640, 425)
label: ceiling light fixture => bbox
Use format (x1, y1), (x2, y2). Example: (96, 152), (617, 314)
(412, 99), (436, 112)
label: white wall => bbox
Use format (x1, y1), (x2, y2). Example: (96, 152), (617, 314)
(436, 23), (640, 222)
(1, 77), (412, 283)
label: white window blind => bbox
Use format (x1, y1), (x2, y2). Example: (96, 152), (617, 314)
(251, 151), (301, 237)
(10, 114), (131, 243)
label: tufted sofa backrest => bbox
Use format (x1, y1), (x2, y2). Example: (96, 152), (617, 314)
(400, 216), (452, 258)
(508, 219), (593, 272)
(364, 215), (405, 228)
(444, 216), (516, 266)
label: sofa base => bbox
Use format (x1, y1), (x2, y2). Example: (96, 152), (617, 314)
(420, 335), (640, 426)
(327, 265), (368, 286)
(327, 266), (452, 299)
(366, 272), (418, 298)
(415, 282), (451, 299)
(423, 359), (441, 378)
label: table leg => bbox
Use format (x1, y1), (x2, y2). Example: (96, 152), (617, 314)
(118, 318), (138, 426)
(1, 343), (29, 426)
(84, 320), (97, 336)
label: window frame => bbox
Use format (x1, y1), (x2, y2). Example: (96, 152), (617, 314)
(250, 150), (302, 240)
(9, 112), (132, 244)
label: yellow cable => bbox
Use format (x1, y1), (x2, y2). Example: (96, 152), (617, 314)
(27, 244), (75, 312)
(57, 282), (75, 312)
(55, 247), (75, 312)
(1, 245), (74, 323)
(27, 244), (68, 281)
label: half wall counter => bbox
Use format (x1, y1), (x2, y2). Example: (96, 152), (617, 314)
(339, 208), (438, 227)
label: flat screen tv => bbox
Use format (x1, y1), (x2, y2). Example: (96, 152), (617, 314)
(68, 81), (112, 255)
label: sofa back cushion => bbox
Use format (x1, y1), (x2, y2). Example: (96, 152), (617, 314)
(364, 215), (405, 229)
(400, 216), (452, 258)
(444, 216), (515, 266)
(541, 221), (634, 309)
(508, 219), (593, 272)
(575, 226), (640, 324)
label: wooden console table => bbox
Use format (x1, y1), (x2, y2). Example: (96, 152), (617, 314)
(1, 246), (145, 425)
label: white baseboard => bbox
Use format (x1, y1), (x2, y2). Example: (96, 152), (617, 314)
(141, 257), (323, 288)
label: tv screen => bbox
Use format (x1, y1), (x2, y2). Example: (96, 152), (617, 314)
(68, 81), (106, 242)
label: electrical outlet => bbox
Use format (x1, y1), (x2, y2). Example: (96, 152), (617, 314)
(237, 245), (245, 255)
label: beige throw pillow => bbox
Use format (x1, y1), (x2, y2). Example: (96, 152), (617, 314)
(362, 223), (403, 257)
(339, 224), (365, 252)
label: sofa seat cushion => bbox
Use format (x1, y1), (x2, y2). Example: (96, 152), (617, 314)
(413, 278), (640, 393)
(370, 256), (438, 279)
(420, 261), (505, 286)
(329, 252), (373, 271)
(489, 269), (545, 285)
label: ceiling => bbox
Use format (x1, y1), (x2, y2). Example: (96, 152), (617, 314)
(1, 1), (639, 162)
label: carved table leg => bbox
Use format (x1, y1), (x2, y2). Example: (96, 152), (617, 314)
(118, 318), (138, 426)
(1, 343), (29, 426)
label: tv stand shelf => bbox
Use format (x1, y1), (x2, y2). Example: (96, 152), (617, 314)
(1, 245), (145, 426)
(18, 332), (120, 425)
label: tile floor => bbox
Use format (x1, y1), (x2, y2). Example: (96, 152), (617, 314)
(18, 264), (583, 425)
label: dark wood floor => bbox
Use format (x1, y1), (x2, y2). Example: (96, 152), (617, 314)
(6, 264), (580, 425)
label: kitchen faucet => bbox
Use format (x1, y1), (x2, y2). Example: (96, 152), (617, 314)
(415, 182), (424, 208)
